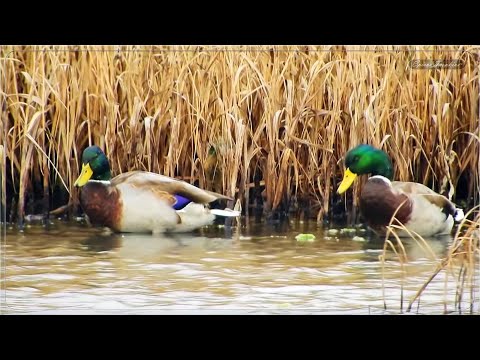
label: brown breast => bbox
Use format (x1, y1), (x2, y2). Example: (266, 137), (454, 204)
(360, 177), (412, 234)
(79, 182), (123, 232)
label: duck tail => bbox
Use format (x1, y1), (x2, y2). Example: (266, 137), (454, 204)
(454, 208), (464, 222)
(442, 200), (464, 223)
(210, 208), (241, 217)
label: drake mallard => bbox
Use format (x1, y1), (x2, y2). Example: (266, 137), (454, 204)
(337, 144), (464, 237)
(74, 146), (240, 233)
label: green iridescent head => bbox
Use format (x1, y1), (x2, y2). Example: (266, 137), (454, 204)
(74, 146), (111, 187)
(337, 144), (393, 194)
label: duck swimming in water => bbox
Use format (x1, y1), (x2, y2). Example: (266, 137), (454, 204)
(337, 144), (464, 237)
(74, 146), (240, 233)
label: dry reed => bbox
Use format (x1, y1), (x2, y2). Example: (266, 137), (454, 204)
(1, 45), (479, 225)
(380, 206), (480, 314)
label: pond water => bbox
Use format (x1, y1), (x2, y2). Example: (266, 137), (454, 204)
(1, 218), (478, 314)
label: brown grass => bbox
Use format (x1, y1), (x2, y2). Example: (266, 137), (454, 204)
(1, 45), (479, 224)
(380, 206), (480, 314)
(1, 144), (5, 223)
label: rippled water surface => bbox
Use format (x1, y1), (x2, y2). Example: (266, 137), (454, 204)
(2, 219), (478, 314)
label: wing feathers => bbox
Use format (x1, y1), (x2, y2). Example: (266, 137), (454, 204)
(111, 171), (232, 204)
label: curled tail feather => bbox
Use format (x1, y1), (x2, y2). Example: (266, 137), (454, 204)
(454, 208), (464, 222)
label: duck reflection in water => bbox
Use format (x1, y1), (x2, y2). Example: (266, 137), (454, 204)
(81, 229), (235, 256)
(362, 232), (452, 261)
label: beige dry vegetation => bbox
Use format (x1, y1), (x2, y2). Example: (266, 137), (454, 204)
(381, 206), (480, 314)
(1, 45), (479, 224)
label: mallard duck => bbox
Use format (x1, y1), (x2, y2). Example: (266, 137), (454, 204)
(74, 146), (240, 233)
(337, 144), (464, 237)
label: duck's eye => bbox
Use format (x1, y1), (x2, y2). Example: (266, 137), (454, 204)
(353, 155), (360, 162)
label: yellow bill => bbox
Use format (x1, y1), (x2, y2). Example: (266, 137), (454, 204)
(74, 163), (93, 187)
(337, 168), (358, 194)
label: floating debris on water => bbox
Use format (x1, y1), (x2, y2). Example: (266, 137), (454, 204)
(340, 228), (356, 235)
(339, 228), (359, 238)
(25, 214), (45, 222)
(295, 233), (316, 242)
(255, 236), (288, 240)
(352, 236), (366, 242)
(327, 229), (339, 236)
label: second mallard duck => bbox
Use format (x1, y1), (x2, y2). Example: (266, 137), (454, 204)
(74, 146), (240, 233)
(337, 144), (464, 237)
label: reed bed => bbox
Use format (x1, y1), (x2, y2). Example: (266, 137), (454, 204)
(1, 45), (479, 225)
(381, 206), (480, 314)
